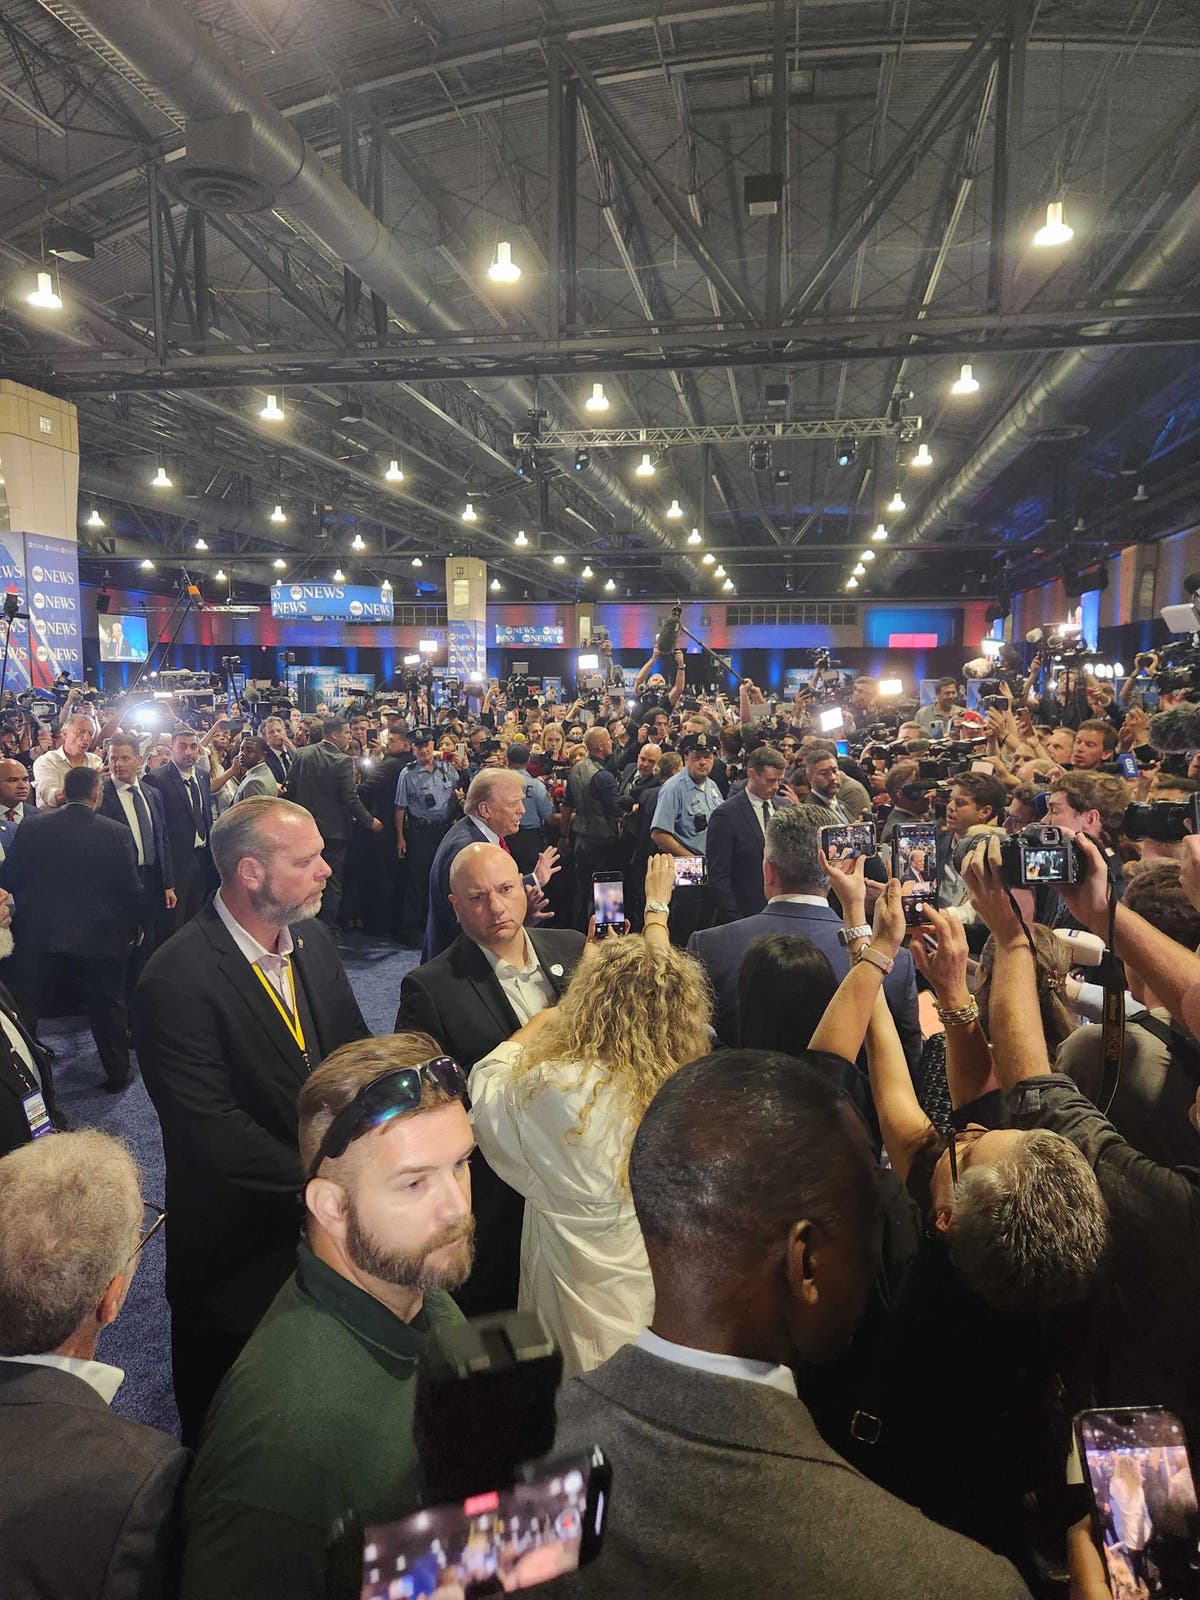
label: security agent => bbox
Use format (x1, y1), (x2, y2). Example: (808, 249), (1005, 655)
(650, 731), (723, 945)
(393, 730), (464, 945)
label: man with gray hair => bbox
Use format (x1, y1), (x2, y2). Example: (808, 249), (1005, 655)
(133, 795), (369, 1441)
(31, 710), (102, 809)
(0, 1129), (188, 1593)
(422, 767), (559, 962)
(687, 802), (921, 1062)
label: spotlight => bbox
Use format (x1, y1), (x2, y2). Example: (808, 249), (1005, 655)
(749, 442), (771, 473)
(462, 501), (477, 522)
(574, 448), (591, 472)
(834, 437), (856, 469)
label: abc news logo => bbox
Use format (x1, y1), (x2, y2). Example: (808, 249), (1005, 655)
(32, 594), (77, 613)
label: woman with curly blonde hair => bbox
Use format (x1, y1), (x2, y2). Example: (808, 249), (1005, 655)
(469, 856), (710, 1374)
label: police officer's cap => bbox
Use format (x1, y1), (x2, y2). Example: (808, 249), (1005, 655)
(679, 731), (714, 755)
(411, 728), (434, 746)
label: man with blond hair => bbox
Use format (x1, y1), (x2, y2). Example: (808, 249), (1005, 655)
(0, 1130), (187, 1594)
(179, 1033), (470, 1600)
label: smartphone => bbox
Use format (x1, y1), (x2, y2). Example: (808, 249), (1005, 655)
(835, 739), (850, 757)
(674, 856), (708, 887)
(1117, 752), (1140, 780)
(592, 873), (625, 927)
(1076, 1407), (1200, 1598)
(360, 1448), (611, 1599)
(819, 823), (877, 864)
(891, 822), (939, 927)
(819, 706), (845, 733)
(970, 758), (995, 775)
(456, 741), (468, 761)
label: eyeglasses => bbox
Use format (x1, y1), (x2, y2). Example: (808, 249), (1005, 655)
(126, 1199), (167, 1265)
(307, 1057), (470, 1181)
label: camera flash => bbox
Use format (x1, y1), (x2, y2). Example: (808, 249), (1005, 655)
(819, 708), (845, 733)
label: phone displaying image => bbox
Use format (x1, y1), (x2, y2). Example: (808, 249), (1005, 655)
(835, 739), (850, 757)
(891, 822), (939, 927)
(1076, 1407), (1200, 1598)
(820, 823), (877, 864)
(674, 856), (708, 887)
(592, 873), (625, 927)
(360, 1448), (611, 1599)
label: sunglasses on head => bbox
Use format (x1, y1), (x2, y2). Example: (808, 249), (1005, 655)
(307, 1057), (470, 1181)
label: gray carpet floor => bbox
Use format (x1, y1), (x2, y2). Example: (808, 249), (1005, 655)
(46, 932), (421, 1439)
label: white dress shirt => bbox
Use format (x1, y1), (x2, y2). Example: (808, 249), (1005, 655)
(213, 889), (296, 1012)
(481, 932), (555, 1025)
(31, 747), (102, 810)
(470, 1041), (653, 1377)
(0, 1005), (40, 1088)
(0, 1352), (125, 1404)
(474, 818), (502, 848)
(113, 780), (149, 866)
(749, 794), (773, 837)
(637, 1327), (798, 1397)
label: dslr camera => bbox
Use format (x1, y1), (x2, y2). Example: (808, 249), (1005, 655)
(1124, 795), (1200, 843)
(1000, 824), (1084, 886)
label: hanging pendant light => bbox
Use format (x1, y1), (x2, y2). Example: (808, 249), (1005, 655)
(911, 442), (933, 468)
(385, 459), (405, 482)
(687, 527), (702, 546)
(351, 533), (366, 552)
(514, 529), (528, 547)
(635, 452), (655, 477)
(332, 568), (346, 583)
(214, 568), (227, 582)
(1033, 200), (1074, 248)
(666, 498), (683, 519)
(270, 504), (287, 524)
(604, 577), (616, 591)
(487, 241), (521, 282)
(584, 383), (609, 413)
(462, 501), (478, 523)
(150, 462), (172, 489)
(273, 557), (287, 570)
(26, 270), (62, 311)
(886, 488), (906, 514)
(951, 362), (980, 396)
(84, 503), (105, 529)
(259, 393), (284, 421)
(871, 522), (889, 541)
(194, 537), (209, 551)
(490, 577), (502, 592)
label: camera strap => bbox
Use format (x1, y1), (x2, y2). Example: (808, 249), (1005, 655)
(1096, 862), (1125, 1116)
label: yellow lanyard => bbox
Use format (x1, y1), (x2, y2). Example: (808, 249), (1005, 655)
(251, 959), (307, 1058)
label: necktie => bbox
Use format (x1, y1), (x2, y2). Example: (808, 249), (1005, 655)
(499, 836), (512, 855)
(3, 810), (13, 823)
(759, 799), (771, 835)
(185, 775), (205, 840)
(129, 785), (155, 867)
(280, 749), (291, 776)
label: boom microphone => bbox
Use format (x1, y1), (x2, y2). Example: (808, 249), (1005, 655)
(1148, 703), (1200, 753)
(655, 603), (683, 659)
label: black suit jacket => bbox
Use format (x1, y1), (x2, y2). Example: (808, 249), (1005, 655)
(99, 778), (175, 895)
(143, 762), (213, 884)
(285, 740), (374, 843)
(0, 979), (60, 1158)
(705, 789), (792, 923)
(131, 902), (369, 1333)
(395, 927), (585, 1068)
(0, 805), (141, 957)
(423, 815), (489, 961)
(0, 1360), (188, 1600)
(261, 745), (292, 788)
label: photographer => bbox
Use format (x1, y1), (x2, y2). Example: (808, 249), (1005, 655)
(631, 648), (686, 717)
(939, 772), (1007, 913)
(1039, 772), (1129, 927)
(915, 677), (965, 737)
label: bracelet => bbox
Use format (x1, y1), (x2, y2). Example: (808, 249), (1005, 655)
(932, 997), (980, 1028)
(853, 944), (894, 976)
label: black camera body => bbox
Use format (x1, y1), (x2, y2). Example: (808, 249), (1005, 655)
(1000, 825), (1083, 886)
(1124, 796), (1200, 843)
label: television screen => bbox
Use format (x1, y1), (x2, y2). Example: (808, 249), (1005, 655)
(98, 613), (149, 663)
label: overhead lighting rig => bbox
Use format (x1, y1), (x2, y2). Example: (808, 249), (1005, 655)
(512, 416), (923, 450)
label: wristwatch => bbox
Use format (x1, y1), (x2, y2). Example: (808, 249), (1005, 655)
(838, 924), (872, 947)
(644, 900), (671, 916)
(854, 945), (895, 976)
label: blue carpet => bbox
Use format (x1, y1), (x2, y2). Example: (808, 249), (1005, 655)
(45, 932), (420, 1439)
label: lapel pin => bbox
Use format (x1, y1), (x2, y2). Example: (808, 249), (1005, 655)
(550, 963), (563, 977)
(296, 938), (304, 948)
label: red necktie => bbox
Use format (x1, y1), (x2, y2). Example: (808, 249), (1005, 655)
(499, 837), (512, 855)
(4, 811), (14, 822)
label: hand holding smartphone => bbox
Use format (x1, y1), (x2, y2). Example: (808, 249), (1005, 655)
(819, 823), (876, 864)
(592, 873), (625, 929)
(891, 821), (939, 926)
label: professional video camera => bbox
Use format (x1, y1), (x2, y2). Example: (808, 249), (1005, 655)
(1124, 795), (1200, 843)
(1000, 824), (1084, 887)
(1026, 622), (1091, 664)
(507, 672), (542, 711)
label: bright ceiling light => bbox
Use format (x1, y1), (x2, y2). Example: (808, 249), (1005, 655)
(514, 529), (528, 546)
(259, 393), (284, 421)
(584, 383), (609, 413)
(581, 564), (594, 579)
(846, 576), (859, 589)
(487, 241), (521, 282)
(26, 270), (62, 311)
(552, 553), (566, 565)
(604, 577), (616, 591)
(411, 555), (423, 568)
(871, 522), (889, 541)
(490, 577), (502, 591)
(860, 549), (875, 562)
(272, 557), (286, 570)
(853, 562), (866, 576)
(635, 452), (655, 477)
(951, 362), (980, 396)
(381, 578), (392, 593)
(385, 459), (405, 482)
(1033, 200), (1074, 248)
(85, 505), (105, 529)
(214, 568), (227, 581)
(462, 501), (477, 523)
(332, 567), (346, 582)
(722, 578), (734, 592)
(666, 498), (683, 519)
(714, 564), (726, 578)
(194, 536), (209, 551)
(886, 489), (906, 514)
(702, 552), (715, 565)
(140, 557), (155, 570)
(150, 463), (172, 489)
(351, 533), (366, 551)
(911, 442), (933, 468)
(270, 503), (287, 524)
(687, 527), (702, 546)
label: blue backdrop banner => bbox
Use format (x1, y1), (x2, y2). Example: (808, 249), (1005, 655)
(270, 583), (393, 622)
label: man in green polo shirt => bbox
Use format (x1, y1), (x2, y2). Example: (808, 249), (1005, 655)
(179, 1033), (473, 1599)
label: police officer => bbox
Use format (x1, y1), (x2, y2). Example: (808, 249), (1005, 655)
(650, 731), (723, 945)
(393, 729), (463, 945)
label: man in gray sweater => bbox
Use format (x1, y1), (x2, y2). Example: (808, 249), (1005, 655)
(552, 1050), (1031, 1600)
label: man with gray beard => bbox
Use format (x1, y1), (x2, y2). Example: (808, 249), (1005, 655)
(132, 796), (370, 1442)
(178, 1034), (471, 1600)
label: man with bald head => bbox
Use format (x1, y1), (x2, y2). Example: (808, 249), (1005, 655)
(396, 841), (584, 1313)
(0, 759), (31, 860)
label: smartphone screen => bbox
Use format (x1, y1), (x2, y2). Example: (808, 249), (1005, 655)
(835, 739), (850, 757)
(360, 1450), (611, 1599)
(674, 856), (708, 887)
(891, 821), (939, 926)
(970, 758), (995, 774)
(1076, 1407), (1200, 1598)
(820, 823), (877, 863)
(592, 873), (625, 927)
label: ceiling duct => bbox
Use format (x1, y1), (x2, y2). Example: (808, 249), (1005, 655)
(41, 0), (698, 585)
(163, 112), (278, 214)
(889, 174), (1200, 579)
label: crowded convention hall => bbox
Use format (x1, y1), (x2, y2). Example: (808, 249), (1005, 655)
(4, 1), (1200, 1597)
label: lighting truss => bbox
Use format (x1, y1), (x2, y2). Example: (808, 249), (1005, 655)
(510, 417), (923, 450)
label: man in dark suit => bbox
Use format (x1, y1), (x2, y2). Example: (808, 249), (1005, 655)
(687, 801), (921, 1068)
(355, 723), (413, 936)
(396, 841), (584, 1314)
(0, 758), (31, 861)
(284, 716), (382, 928)
(0, 963), (63, 1157)
(0, 1129), (188, 1596)
(144, 725), (215, 929)
(259, 714), (295, 789)
(551, 1051), (1028, 1600)
(101, 733), (176, 991)
(706, 743), (793, 924)
(132, 795), (369, 1442)
(0, 766), (142, 1091)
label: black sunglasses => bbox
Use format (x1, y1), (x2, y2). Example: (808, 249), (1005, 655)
(307, 1058), (470, 1181)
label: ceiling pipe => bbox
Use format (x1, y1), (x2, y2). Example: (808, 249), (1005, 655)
(43, 0), (698, 586)
(889, 175), (1200, 580)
